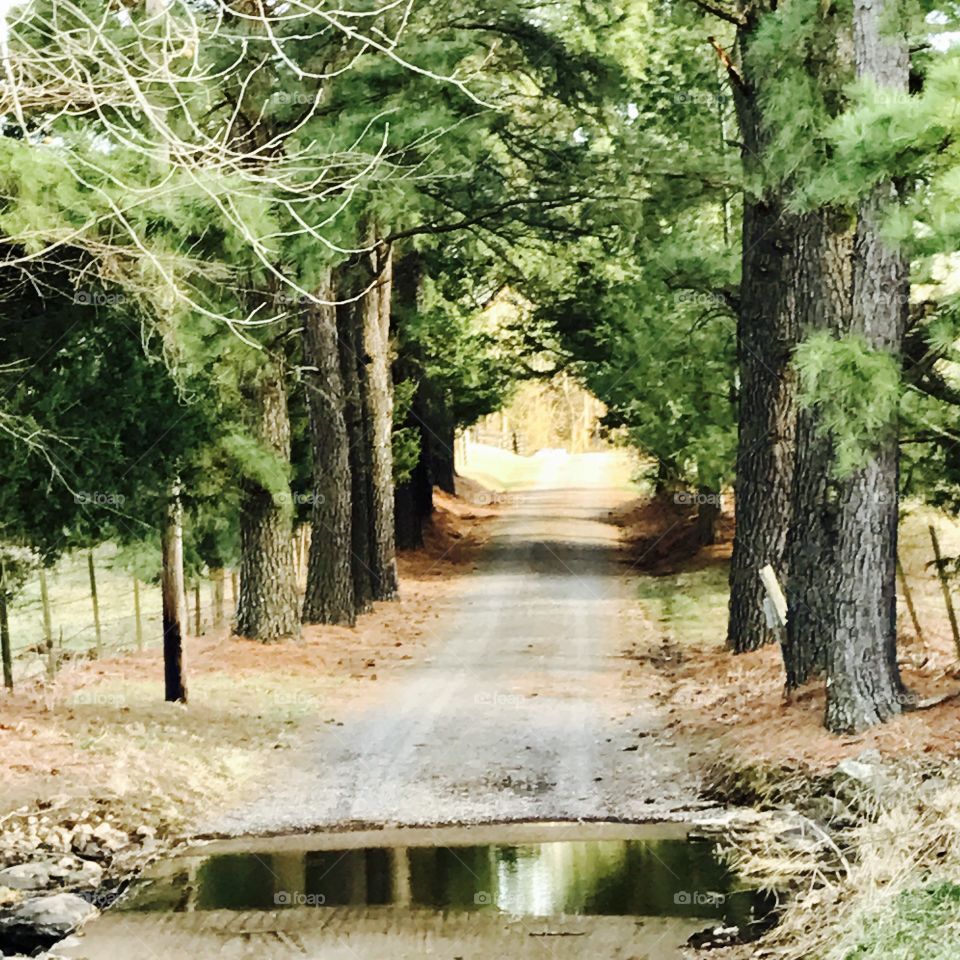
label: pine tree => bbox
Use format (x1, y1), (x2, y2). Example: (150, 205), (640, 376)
(823, 0), (910, 732)
(301, 273), (355, 625)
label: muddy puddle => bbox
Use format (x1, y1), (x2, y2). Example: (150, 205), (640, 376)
(62, 823), (775, 959)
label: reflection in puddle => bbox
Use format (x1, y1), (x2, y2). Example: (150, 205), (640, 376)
(125, 836), (769, 928)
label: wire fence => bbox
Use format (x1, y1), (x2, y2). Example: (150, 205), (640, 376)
(5, 543), (250, 684)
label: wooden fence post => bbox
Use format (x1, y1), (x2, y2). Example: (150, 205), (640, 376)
(896, 557), (924, 646)
(162, 481), (187, 703)
(87, 551), (102, 658)
(211, 568), (225, 628)
(133, 577), (144, 651)
(39, 568), (56, 678)
(929, 524), (960, 659)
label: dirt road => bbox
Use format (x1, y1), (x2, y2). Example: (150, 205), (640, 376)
(59, 453), (717, 960)
(209, 451), (703, 836)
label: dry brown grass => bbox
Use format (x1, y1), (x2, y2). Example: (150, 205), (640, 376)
(705, 761), (960, 959)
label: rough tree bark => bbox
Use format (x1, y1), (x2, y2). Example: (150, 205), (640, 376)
(301, 272), (355, 625)
(337, 289), (375, 615)
(413, 413), (435, 526)
(726, 28), (802, 651)
(825, 0), (909, 732)
(694, 488), (722, 547)
(394, 479), (425, 552)
(236, 364), (301, 642)
(783, 210), (854, 689)
(393, 380), (435, 551)
(162, 480), (187, 703)
(430, 418), (456, 495)
(361, 244), (399, 600)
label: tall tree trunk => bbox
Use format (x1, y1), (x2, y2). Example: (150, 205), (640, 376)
(393, 384), (435, 551)
(654, 458), (680, 496)
(694, 488), (721, 547)
(236, 365), (301, 642)
(394, 481), (424, 551)
(825, 0), (908, 732)
(413, 416), (435, 523)
(39, 568), (54, 677)
(430, 418), (456, 495)
(726, 159), (800, 650)
(361, 244), (398, 600)
(784, 211), (854, 689)
(87, 550), (102, 658)
(0, 578), (12, 692)
(337, 287), (375, 614)
(302, 274), (355, 625)
(162, 480), (187, 703)
(391, 250), (435, 549)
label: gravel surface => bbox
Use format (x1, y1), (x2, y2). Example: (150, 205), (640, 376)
(205, 452), (705, 836)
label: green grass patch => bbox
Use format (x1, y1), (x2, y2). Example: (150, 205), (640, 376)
(846, 882), (960, 960)
(635, 565), (730, 650)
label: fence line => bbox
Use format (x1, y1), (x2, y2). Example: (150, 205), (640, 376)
(9, 526), (335, 686)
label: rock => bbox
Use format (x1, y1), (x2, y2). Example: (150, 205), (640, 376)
(687, 924), (741, 949)
(0, 887), (22, 908)
(0, 863), (52, 892)
(46, 858), (78, 881)
(800, 795), (856, 828)
(835, 758), (877, 784)
(0, 893), (98, 954)
(65, 861), (102, 888)
(68, 826), (92, 853)
(919, 776), (949, 798)
(90, 824), (126, 851)
(773, 825), (826, 853)
(44, 827), (73, 852)
(47, 858), (102, 889)
(137, 838), (159, 857)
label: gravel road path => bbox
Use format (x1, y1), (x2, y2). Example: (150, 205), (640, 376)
(208, 451), (704, 835)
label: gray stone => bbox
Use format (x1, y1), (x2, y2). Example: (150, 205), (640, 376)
(801, 795), (855, 827)
(0, 892), (98, 953)
(835, 758), (877, 783)
(773, 825), (827, 853)
(0, 863), (52, 892)
(919, 776), (949, 797)
(89, 824), (126, 851)
(72, 861), (102, 884)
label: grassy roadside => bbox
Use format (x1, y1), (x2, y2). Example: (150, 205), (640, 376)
(6, 543), (170, 681)
(621, 498), (960, 959)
